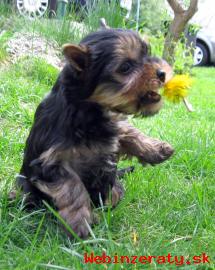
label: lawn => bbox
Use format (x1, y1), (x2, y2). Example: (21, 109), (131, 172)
(0, 12), (215, 270)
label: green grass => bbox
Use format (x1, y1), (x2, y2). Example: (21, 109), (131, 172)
(0, 0), (124, 47)
(0, 30), (13, 63)
(0, 54), (214, 269)
(82, 0), (125, 32)
(0, 2), (12, 17)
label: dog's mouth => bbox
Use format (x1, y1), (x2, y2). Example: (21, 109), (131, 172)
(140, 90), (161, 105)
(139, 78), (163, 106)
(136, 80), (163, 117)
(109, 83), (163, 115)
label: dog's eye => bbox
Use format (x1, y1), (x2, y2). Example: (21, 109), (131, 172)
(118, 62), (133, 74)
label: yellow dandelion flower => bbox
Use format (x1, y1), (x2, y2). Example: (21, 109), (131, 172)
(163, 75), (192, 103)
(132, 231), (138, 244)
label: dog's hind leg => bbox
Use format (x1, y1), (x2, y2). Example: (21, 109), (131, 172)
(30, 167), (93, 239)
(107, 180), (125, 208)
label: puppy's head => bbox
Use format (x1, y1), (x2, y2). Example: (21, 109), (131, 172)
(63, 29), (172, 116)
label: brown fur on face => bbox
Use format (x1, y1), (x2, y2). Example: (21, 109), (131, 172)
(87, 31), (173, 116)
(90, 60), (171, 116)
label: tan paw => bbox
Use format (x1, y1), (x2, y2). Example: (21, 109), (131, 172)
(138, 141), (174, 165)
(59, 205), (93, 239)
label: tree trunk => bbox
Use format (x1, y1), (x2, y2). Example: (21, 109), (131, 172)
(163, 0), (198, 65)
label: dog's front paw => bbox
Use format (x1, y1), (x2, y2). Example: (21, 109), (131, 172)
(138, 141), (174, 165)
(59, 205), (93, 239)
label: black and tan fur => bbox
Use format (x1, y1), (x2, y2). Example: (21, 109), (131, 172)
(17, 28), (174, 238)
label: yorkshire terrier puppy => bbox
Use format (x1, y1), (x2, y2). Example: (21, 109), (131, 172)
(17, 28), (174, 238)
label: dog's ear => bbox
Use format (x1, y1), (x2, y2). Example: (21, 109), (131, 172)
(63, 44), (89, 71)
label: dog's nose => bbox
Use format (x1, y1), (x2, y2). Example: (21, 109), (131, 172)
(156, 69), (166, 82)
